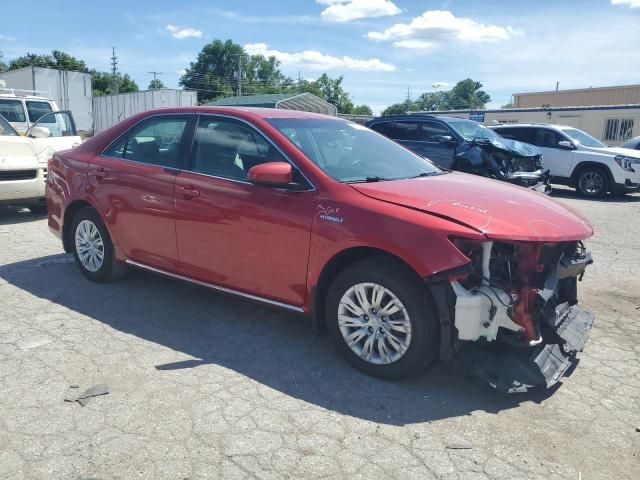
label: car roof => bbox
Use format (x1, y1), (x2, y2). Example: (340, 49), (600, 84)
(139, 106), (337, 120)
(367, 115), (467, 123)
(0, 93), (54, 101)
(490, 123), (573, 129)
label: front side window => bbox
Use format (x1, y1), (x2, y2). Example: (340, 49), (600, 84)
(532, 128), (566, 148)
(103, 115), (188, 167)
(0, 99), (26, 123)
(25, 101), (53, 123)
(267, 118), (441, 183)
(0, 115), (19, 136)
(495, 127), (534, 143)
(421, 121), (451, 141)
(390, 121), (420, 141)
(446, 119), (501, 143)
(191, 117), (287, 181)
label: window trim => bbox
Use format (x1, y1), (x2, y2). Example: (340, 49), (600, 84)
(99, 113), (194, 170)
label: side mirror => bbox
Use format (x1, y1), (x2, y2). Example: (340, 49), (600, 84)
(557, 140), (574, 149)
(248, 162), (293, 187)
(438, 135), (455, 143)
(30, 126), (51, 138)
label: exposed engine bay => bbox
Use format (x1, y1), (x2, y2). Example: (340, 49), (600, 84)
(453, 138), (552, 194)
(443, 239), (594, 392)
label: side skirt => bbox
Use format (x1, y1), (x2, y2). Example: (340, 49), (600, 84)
(125, 259), (305, 313)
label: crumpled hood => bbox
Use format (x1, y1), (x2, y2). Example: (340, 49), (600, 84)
(492, 137), (541, 157)
(580, 145), (640, 159)
(350, 172), (593, 241)
(0, 136), (38, 156)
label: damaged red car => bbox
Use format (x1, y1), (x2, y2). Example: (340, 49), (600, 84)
(46, 107), (594, 392)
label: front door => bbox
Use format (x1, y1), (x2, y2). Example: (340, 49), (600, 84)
(531, 127), (574, 178)
(89, 114), (191, 271)
(174, 115), (315, 306)
(27, 111), (82, 155)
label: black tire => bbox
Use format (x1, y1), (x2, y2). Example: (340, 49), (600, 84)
(27, 203), (47, 215)
(70, 206), (126, 282)
(575, 167), (608, 197)
(325, 257), (439, 380)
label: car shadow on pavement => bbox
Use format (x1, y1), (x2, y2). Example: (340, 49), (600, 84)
(0, 206), (47, 225)
(550, 189), (640, 203)
(0, 253), (559, 426)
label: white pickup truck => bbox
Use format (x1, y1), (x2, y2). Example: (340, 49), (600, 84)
(490, 123), (640, 197)
(0, 110), (81, 213)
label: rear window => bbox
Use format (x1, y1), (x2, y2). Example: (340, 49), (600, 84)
(25, 101), (53, 123)
(0, 99), (26, 123)
(494, 127), (533, 143)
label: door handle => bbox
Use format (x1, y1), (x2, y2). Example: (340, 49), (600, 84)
(177, 185), (200, 199)
(88, 168), (107, 180)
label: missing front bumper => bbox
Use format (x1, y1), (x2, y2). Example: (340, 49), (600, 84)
(458, 304), (594, 393)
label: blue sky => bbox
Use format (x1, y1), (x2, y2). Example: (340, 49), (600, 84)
(1, 0), (639, 113)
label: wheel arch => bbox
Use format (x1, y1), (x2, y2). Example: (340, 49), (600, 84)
(61, 199), (97, 253)
(311, 246), (429, 334)
(569, 161), (614, 191)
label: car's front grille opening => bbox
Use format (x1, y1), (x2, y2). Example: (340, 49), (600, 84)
(0, 170), (38, 181)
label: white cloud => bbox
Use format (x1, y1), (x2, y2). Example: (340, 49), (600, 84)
(367, 10), (521, 48)
(0, 34), (15, 41)
(317, 0), (401, 22)
(166, 24), (202, 39)
(610, 0), (640, 7)
(244, 43), (396, 71)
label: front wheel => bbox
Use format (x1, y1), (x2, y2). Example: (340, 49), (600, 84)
(576, 168), (608, 197)
(71, 206), (126, 282)
(325, 257), (439, 380)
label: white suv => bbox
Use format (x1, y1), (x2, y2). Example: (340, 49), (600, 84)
(0, 90), (59, 135)
(491, 124), (640, 197)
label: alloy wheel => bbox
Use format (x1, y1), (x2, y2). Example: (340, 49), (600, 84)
(579, 171), (604, 195)
(337, 282), (412, 365)
(74, 219), (105, 272)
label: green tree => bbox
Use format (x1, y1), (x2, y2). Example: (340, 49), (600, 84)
(0, 52), (7, 73)
(299, 74), (355, 114)
(501, 102), (514, 109)
(92, 71), (139, 96)
(7, 50), (88, 72)
(351, 104), (373, 115)
(414, 91), (450, 111)
(148, 79), (165, 90)
(446, 78), (490, 110)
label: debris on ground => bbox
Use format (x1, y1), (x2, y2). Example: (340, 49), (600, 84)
(64, 384), (109, 406)
(446, 443), (473, 450)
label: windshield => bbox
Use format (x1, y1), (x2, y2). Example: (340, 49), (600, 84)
(447, 119), (502, 142)
(0, 114), (19, 136)
(266, 118), (441, 182)
(561, 128), (606, 148)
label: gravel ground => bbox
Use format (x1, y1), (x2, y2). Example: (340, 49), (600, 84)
(0, 187), (638, 480)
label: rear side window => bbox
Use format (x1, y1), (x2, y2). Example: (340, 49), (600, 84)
(25, 101), (53, 122)
(0, 99), (26, 122)
(421, 121), (451, 141)
(103, 115), (188, 168)
(390, 121), (420, 141)
(369, 121), (394, 137)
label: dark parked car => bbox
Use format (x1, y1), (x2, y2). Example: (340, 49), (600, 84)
(621, 136), (640, 150)
(366, 115), (551, 193)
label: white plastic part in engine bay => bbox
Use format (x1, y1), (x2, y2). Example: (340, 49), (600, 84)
(450, 281), (522, 342)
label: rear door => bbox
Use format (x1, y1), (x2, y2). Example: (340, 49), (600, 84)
(90, 114), (192, 271)
(174, 114), (315, 306)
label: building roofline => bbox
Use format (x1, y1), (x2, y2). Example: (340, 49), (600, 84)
(413, 104), (640, 115)
(513, 84), (640, 96)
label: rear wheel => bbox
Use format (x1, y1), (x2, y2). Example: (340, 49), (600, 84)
(71, 207), (126, 282)
(576, 167), (608, 197)
(325, 257), (439, 380)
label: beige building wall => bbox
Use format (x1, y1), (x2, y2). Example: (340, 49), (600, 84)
(514, 85), (640, 108)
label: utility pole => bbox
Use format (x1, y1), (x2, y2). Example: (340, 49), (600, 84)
(110, 46), (119, 94)
(148, 71), (164, 89)
(237, 55), (242, 96)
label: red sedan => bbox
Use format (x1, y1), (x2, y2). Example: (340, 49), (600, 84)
(46, 107), (594, 392)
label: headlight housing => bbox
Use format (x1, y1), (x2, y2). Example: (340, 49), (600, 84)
(614, 155), (640, 172)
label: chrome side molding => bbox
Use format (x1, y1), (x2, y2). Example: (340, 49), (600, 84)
(125, 259), (305, 313)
